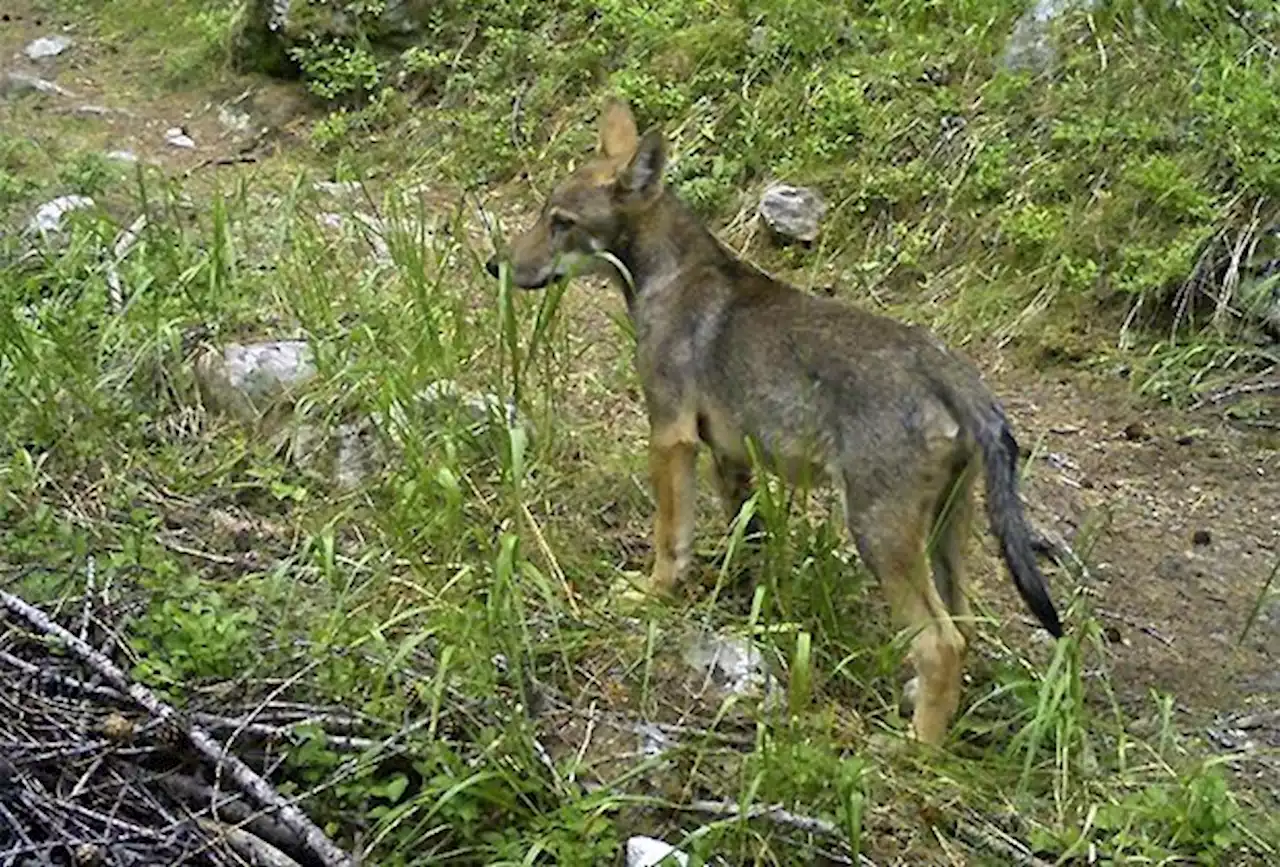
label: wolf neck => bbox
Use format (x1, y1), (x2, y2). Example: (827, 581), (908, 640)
(611, 190), (728, 309)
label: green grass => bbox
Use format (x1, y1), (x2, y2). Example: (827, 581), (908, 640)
(2, 0), (1279, 864)
(3, 143), (1277, 865)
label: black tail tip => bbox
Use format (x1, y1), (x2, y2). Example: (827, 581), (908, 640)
(1039, 607), (1065, 639)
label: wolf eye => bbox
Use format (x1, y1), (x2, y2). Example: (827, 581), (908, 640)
(549, 213), (576, 234)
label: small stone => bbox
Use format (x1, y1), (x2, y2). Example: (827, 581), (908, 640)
(626, 836), (689, 867)
(682, 629), (778, 700)
(1175, 432), (1195, 446)
(106, 149), (138, 163)
(165, 127), (196, 149)
(1192, 529), (1212, 547)
(416, 379), (522, 429)
(218, 105), (252, 134)
(333, 419), (382, 490)
(24, 35), (73, 60)
(758, 183), (827, 244)
(1122, 420), (1148, 441)
(634, 722), (678, 758)
(74, 104), (111, 116)
(1102, 624), (1122, 644)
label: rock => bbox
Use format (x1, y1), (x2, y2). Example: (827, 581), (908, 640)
(28, 196), (96, 239)
(333, 419), (382, 489)
(74, 104), (111, 116)
(24, 35), (73, 60)
(626, 836), (689, 867)
(682, 629), (779, 700)
(1192, 529), (1212, 547)
(634, 723), (678, 758)
(194, 340), (317, 422)
(106, 149), (139, 164)
(1122, 420), (1149, 442)
(416, 379), (522, 431)
(192, 345), (526, 488)
(218, 105), (253, 135)
(233, 0), (432, 76)
(2, 70), (74, 98)
(165, 127), (196, 149)
(1001, 0), (1097, 74)
(758, 183), (827, 244)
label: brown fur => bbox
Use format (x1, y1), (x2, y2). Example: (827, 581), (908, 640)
(486, 100), (1063, 746)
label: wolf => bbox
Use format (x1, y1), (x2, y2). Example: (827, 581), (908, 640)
(485, 99), (1063, 745)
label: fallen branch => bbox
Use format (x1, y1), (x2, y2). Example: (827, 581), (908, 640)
(0, 588), (355, 867)
(1190, 377), (1280, 411)
(952, 814), (1054, 867)
(160, 773), (306, 861)
(1, 649), (373, 751)
(195, 818), (303, 867)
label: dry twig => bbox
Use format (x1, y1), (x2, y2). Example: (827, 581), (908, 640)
(0, 588), (355, 867)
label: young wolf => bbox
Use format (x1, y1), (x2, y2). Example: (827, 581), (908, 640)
(485, 100), (1063, 746)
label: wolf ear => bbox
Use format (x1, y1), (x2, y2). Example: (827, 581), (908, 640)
(599, 99), (639, 158)
(617, 127), (666, 199)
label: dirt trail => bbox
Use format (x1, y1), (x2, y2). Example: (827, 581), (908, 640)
(995, 364), (1278, 761)
(5, 0), (1277, 785)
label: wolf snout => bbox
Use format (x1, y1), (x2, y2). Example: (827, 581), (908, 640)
(484, 257), (501, 278)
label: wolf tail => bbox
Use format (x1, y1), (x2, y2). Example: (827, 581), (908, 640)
(972, 409), (1064, 637)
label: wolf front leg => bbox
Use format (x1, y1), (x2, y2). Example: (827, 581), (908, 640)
(647, 422), (699, 596)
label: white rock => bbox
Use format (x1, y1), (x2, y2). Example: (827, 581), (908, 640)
(106, 149), (139, 163)
(24, 35), (73, 60)
(682, 629), (778, 699)
(333, 419), (382, 489)
(218, 105), (252, 134)
(634, 722), (677, 758)
(194, 340), (316, 421)
(417, 379), (523, 430)
(165, 127), (196, 149)
(758, 183), (827, 244)
(28, 195), (95, 237)
(626, 836), (689, 867)
(1001, 0), (1097, 73)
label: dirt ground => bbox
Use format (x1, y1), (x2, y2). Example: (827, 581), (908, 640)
(4, 0), (1277, 799)
(994, 362), (1280, 786)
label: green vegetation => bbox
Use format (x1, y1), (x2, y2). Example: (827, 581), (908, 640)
(2, 0), (1278, 864)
